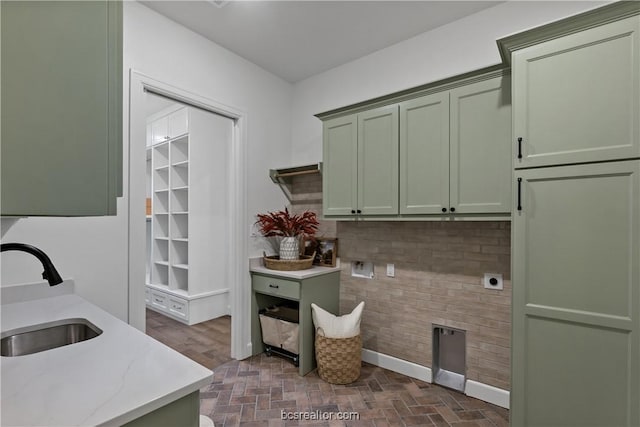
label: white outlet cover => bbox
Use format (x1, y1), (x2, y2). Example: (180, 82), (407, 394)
(484, 273), (503, 290)
(352, 261), (374, 279)
(386, 263), (395, 277)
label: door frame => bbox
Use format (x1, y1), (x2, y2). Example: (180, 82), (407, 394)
(127, 70), (250, 360)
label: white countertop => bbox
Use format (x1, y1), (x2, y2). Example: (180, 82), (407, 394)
(249, 257), (341, 279)
(1, 281), (212, 427)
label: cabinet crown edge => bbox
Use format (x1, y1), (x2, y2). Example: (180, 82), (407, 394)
(497, 0), (640, 65)
(314, 65), (509, 121)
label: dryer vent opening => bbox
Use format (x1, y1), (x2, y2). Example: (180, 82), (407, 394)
(432, 325), (466, 392)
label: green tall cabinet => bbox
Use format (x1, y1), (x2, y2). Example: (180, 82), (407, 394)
(500, 3), (640, 425)
(1, 1), (122, 216)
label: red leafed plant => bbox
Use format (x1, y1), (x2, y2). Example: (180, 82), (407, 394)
(255, 208), (319, 237)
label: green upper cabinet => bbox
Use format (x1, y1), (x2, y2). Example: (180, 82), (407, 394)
(450, 76), (512, 214)
(322, 115), (358, 216)
(399, 92), (450, 214)
(1, 1), (123, 216)
(399, 75), (512, 215)
(358, 105), (399, 215)
(322, 106), (398, 217)
(321, 71), (512, 219)
(513, 15), (640, 169)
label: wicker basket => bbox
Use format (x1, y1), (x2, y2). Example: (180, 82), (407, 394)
(263, 253), (314, 271)
(315, 331), (362, 384)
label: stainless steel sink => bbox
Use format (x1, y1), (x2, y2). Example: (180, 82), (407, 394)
(1, 318), (102, 357)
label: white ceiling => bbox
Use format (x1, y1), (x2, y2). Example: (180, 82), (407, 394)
(140, 1), (503, 83)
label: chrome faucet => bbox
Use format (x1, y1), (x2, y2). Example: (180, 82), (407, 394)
(0, 243), (63, 286)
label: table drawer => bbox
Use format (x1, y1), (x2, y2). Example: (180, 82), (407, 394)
(253, 275), (300, 300)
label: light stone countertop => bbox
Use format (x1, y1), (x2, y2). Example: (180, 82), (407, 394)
(1, 281), (213, 427)
(249, 257), (341, 279)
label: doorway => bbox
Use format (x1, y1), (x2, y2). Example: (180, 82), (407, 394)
(128, 71), (251, 362)
(142, 93), (234, 367)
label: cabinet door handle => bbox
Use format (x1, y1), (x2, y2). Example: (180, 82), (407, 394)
(356, 209), (362, 214)
(517, 177), (522, 211)
(441, 207), (447, 213)
(517, 137), (523, 160)
(450, 207), (456, 213)
(269, 284), (279, 289)
(351, 209), (356, 214)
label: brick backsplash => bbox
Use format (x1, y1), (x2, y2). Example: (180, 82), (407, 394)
(288, 174), (511, 391)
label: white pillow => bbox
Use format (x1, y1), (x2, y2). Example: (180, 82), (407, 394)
(311, 301), (364, 339)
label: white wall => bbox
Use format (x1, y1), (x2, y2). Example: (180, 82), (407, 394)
(123, 2), (293, 257)
(1, 2), (293, 324)
(290, 1), (610, 165)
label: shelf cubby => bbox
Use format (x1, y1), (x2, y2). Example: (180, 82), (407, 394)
(152, 143), (169, 168)
(171, 213), (189, 239)
(153, 190), (169, 213)
(152, 214), (168, 238)
(171, 165), (189, 188)
(153, 238), (169, 263)
(153, 167), (169, 191)
(170, 266), (188, 292)
(171, 239), (188, 265)
(171, 188), (189, 213)
(171, 137), (189, 164)
(151, 263), (169, 287)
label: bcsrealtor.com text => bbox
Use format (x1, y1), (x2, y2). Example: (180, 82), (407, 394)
(280, 410), (360, 421)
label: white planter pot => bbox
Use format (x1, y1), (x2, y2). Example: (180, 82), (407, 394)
(279, 236), (299, 260)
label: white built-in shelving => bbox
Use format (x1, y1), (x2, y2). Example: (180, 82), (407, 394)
(145, 106), (232, 325)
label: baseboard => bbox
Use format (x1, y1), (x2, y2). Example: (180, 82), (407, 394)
(361, 348), (432, 382)
(361, 348), (509, 409)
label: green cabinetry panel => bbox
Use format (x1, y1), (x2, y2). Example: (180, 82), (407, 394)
(322, 106), (398, 217)
(398, 75), (511, 215)
(399, 92), (449, 214)
(450, 76), (512, 214)
(511, 161), (640, 426)
(358, 105), (399, 215)
(513, 16), (640, 169)
(322, 115), (357, 216)
(1, 1), (122, 216)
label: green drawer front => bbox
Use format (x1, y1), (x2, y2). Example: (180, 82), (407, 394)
(253, 275), (300, 300)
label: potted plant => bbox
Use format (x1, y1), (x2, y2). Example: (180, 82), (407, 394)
(255, 208), (319, 260)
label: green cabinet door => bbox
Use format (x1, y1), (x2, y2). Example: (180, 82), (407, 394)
(399, 92), (449, 214)
(322, 114), (358, 216)
(513, 16), (640, 169)
(1, 1), (122, 216)
(358, 105), (399, 215)
(511, 160), (640, 426)
(450, 76), (512, 214)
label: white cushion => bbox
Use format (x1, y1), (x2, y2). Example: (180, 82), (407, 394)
(311, 301), (364, 339)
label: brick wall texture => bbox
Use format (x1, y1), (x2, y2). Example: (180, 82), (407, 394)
(289, 174), (511, 391)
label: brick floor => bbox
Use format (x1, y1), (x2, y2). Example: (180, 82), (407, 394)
(201, 354), (509, 427)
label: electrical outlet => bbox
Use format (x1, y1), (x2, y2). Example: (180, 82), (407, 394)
(386, 263), (395, 277)
(484, 273), (503, 290)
